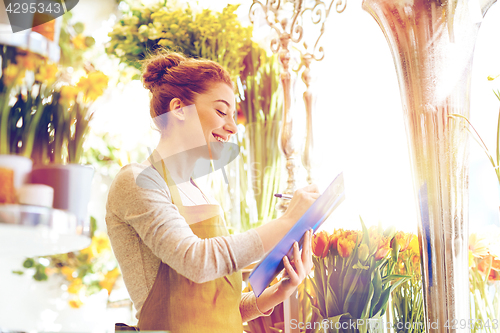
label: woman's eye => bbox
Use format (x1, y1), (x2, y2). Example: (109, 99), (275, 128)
(217, 110), (227, 117)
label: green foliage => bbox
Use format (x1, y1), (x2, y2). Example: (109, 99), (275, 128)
(106, 2), (252, 80)
(58, 11), (96, 69)
(235, 46), (284, 230)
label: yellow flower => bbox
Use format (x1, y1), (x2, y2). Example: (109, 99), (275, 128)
(92, 232), (111, 254)
(469, 250), (475, 268)
(68, 297), (83, 308)
(80, 244), (96, 261)
(76, 71), (109, 102)
(59, 85), (80, 106)
(408, 234), (419, 255)
(67, 278), (83, 294)
(2, 64), (25, 86)
(35, 63), (58, 84)
(71, 34), (87, 50)
(99, 268), (120, 295)
(487, 75), (499, 81)
(61, 266), (76, 281)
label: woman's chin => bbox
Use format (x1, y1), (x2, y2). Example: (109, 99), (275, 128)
(207, 142), (224, 160)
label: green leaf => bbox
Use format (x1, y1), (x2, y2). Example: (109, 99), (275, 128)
(343, 269), (363, 314)
(23, 258), (35, 268)
(353, 261), (369, 270)
(73, 22), (85, 34)
(370, 269), (382, 317)
(327, 283), (341, 315)
(324, 313), (351, 333)
(12, 270), (24, 275)
(360, 276), (374, 319)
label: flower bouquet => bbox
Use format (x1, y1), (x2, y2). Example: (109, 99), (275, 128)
(469, 228), (500, 333)
(306, 218), (409, 333)
(389, 233), (424, 333)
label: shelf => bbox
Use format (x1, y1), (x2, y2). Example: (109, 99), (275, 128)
(0, 204), (90, 257)
(0, 23), (60, 62)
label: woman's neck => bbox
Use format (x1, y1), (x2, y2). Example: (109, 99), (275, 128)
(150, 136), (199, 185)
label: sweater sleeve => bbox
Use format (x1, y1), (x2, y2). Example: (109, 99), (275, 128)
(106, 163), (266, 284)
(240, 292), (274, 323)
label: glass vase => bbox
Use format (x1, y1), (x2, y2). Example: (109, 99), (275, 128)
(362, 0), (497, 332)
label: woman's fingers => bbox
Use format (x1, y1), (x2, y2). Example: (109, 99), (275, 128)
(283, 256), (296, 281)
(301, 230), (312, 264)
(292, 241), (304, 279)
(300, 183), (320, 194)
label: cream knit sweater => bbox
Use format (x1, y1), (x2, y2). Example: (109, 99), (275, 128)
(105, 163), (273, 322)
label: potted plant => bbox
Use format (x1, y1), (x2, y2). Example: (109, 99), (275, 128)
(29, 70), (109, 224)
(0, 48), (58, 190)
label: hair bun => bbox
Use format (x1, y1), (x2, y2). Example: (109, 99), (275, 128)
(142, 52), (186, 91)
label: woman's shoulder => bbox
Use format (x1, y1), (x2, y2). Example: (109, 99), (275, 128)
(108, 162), (171, 199)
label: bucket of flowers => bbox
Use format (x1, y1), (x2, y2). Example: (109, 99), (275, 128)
(306, 218), (410, 333)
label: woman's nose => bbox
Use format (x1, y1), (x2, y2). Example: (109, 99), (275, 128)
(224, 116), (238, 136)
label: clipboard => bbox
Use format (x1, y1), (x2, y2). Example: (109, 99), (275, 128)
(248, 172), (345, 297)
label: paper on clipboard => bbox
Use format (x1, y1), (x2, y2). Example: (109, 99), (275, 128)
(248, 172), (345, 298)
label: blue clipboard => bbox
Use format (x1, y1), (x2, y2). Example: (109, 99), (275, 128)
(248, 172), (346, 297)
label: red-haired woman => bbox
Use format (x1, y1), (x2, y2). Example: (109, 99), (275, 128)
(106, 52), (319, 332)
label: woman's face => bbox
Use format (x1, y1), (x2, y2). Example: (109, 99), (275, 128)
(192, 82), (238, 160)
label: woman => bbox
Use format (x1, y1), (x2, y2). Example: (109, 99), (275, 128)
(106, 51), (320, 332)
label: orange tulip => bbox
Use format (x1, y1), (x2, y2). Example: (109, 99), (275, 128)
(478, 255), (500, 282)
(312, 230), (330, 258)
(392, 232), (412, 252)
(338, 235), (356, 258)
(375, 236), (391, 260)
(329, 229), (343, 255)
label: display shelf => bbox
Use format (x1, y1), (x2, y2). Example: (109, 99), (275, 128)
(0, 23), (60, 62)
(0, 204), (90, 257)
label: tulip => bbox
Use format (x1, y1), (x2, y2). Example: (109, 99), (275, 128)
(392, 231), (412, 252)
(375, 237), (391, 260)
(358, 244), (369, 262)
(312, 230), (330, 258)
(329, 229), (343, 255)
(338, 236), (356, 258)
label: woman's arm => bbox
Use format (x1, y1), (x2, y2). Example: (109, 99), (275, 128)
(107, 164), (317, 284)
(254, 186), (319, 253)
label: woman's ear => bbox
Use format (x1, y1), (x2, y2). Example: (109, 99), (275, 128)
(169, 98), (185, 121)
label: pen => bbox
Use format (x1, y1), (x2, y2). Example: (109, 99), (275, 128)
(274, 193), (293, 200)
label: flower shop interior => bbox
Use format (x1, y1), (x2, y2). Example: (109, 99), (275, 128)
(0, 0), (500, 332)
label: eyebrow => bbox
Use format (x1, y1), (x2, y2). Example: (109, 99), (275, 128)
(213, 99), (230, 107)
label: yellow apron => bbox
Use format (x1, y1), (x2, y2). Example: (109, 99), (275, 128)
(137, 159), (243, 332)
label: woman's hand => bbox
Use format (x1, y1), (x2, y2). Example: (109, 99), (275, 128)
(254, 229), (314, 314)
(255, 184), (320, 254)
(277, 229), (314, 299)
(281, 184), (321, 227)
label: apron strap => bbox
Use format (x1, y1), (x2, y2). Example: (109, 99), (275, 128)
(147, 150), (183, 207)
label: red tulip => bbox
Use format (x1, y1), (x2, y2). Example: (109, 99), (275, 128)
(312, 231), (330, 258)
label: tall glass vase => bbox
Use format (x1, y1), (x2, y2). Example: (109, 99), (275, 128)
(362, 0), (497, 332)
